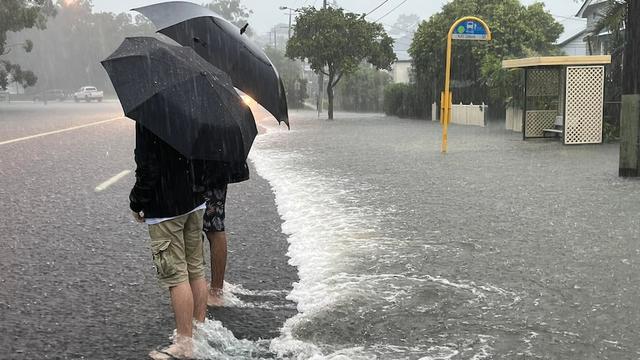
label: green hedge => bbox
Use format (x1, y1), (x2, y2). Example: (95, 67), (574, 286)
(383, 83), (426, 119)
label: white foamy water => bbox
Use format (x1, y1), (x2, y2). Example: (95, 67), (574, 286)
(227, 118), (507, 359)
(192, 117), (518, 358)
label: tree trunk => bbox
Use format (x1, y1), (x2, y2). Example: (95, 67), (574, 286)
(619, 0), (640, 177)
(327, 71), (334, 120)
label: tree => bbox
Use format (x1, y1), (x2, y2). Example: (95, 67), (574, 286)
(409, 0), (563, 117)
(5, 0), (154, 93)
(335, 65), (391, 112)
(205, 0), (252, 32)
(586, 1), (626, 140)
(286, 7), (396, 119)
(0, 0), (56, 90)
(264, 46), (308, 108)
(389, 14), (420, 37)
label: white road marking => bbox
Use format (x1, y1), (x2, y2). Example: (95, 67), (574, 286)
(0, 116), (124, 146)
(95, 170), (131, 192)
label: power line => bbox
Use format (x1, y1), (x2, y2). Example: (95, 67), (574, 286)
(552, 14), (587, 22)
(364, 0), (391, 17)
(374, 0), (409, 22)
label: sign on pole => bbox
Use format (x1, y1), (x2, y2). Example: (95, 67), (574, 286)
(441, 16), (491, 153)
(451, 19), (491, 41)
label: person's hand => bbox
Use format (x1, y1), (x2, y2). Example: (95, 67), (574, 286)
(132, 210), (145, 223)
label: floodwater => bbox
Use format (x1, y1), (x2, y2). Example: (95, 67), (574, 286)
(3, 104), (639, 359)
(244, 112), (640, 359)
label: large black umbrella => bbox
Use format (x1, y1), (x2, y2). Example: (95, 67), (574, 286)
(133, 1), (289, 128)
(101, 36), (257, 161)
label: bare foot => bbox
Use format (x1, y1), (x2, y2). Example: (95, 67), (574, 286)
(207, 288), (224, 307)
(149, 336), (192, 359)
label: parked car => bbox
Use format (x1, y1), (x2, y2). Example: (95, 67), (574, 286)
(33, 89), (67, 102)
(73, 86), (103, 102)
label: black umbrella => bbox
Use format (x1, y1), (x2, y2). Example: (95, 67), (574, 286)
(101, 36), (257, 162)
(133, 1), (289, 128)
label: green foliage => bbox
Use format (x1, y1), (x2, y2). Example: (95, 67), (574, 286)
(383, 83), (425, 119)
(335, 65), (391, 113)
(264, 46), (308, 109)
(408, 0), (563, 117)
(0, 0), (56, 89)
(286, 6), (395, 119)
(204, 0), (252, 34)
(4, 1), (154, 93)
(603, 118), (620, 142)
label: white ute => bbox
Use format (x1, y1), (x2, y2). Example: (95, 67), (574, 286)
(74, 86), (103, 102)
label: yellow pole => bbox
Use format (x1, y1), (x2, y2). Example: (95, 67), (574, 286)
(440, 16), (492, 153)
(442, 30), (453, 153)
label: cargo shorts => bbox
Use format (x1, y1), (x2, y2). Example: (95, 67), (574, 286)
(148, 209), (206, 288)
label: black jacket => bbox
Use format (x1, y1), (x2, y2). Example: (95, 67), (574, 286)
(129, 124), (250, 218)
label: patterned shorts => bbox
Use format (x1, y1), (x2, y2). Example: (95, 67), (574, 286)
(203, 185), (227, 233)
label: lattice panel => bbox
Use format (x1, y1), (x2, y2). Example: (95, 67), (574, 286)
(525, 110), (556, 138)
(527, 69), (560, 97)
(565, 66), (604, 144)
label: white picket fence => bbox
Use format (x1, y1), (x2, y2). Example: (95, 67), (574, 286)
(505, 106), (523, 132)
(432, 102), (487, 127)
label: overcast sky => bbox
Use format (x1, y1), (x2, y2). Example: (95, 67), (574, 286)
(91, 0), (586, 38)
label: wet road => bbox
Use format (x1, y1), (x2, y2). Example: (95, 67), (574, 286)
(0, 102), (296, 359)
(252, 113), (640, 359)
(3, 101), (640, 359)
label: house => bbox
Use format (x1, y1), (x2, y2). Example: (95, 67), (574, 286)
(390, 33), (413, 84)
(557, 27), (589, 56)
(576, 0), (616, 55)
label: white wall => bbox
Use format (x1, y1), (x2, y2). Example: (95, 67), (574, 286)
(391, 61), (411, 84)
(562, 36), (588, 56)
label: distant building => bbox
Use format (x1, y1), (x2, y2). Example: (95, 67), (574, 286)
(576, 0), (617, 55)
(557, 28), (588, 56)
(391, 34), (413, 84)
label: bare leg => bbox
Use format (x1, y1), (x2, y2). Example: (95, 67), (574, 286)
(170, 282), (194, 337)
(149, 282), (194, 359)
(207, 231), (227, 306)
(190, 277), (207, 322)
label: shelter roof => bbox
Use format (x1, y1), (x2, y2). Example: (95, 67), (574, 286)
(502, 55), (611, 69)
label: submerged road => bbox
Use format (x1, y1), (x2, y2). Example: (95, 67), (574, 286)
(0, 102), (296, 359)
(3, 101), (640, 359)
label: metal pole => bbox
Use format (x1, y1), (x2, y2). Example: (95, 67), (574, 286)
(288, 9), (292, 39)
(441, 25), (454, 153)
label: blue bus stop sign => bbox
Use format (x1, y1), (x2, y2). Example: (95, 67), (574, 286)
(451, 19), (490, 40)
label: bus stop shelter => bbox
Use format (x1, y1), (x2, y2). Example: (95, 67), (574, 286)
(502, 55), (611, 145)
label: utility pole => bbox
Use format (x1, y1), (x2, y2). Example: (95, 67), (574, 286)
(317, 0), (327, 117)
(279, 6), (296, 39)
(271, 27), (277, 48)
(287, 8), (293, 39)
(619, 0), (640, 177)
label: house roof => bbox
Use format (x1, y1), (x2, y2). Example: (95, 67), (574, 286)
(558, 29), (588, 47)
(576, 0), (607, 17)
(392, 33), (413, 62)
(502, 55), (611, 69)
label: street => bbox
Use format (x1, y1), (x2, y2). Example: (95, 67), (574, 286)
(0, 102), (296, 359)
(3, 102), (640, 359)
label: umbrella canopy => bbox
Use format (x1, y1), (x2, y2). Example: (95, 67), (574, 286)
(133, 1), (289, 128)
(101, 36), (257, 161)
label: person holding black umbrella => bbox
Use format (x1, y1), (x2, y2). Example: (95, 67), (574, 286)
(130, 123), (209, 359)
(102, 37), (259, 359)
(200, 161), (250, 307)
